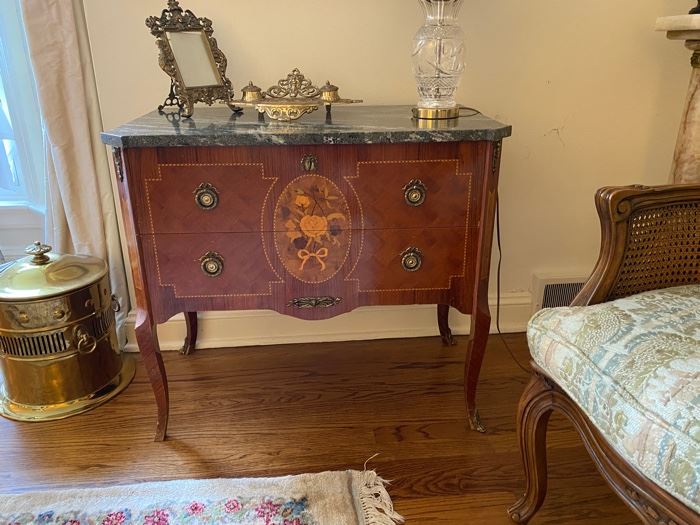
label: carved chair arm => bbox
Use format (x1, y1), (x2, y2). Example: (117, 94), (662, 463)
(571, 184), (700, 306)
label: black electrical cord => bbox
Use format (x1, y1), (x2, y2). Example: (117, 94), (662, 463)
(459, 106), (481, 118)
(495, 194), (530, 374)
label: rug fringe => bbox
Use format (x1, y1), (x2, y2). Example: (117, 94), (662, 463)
(358, 470), (405, 525)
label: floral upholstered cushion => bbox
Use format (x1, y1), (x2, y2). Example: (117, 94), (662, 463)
(528, 285), (700, 513)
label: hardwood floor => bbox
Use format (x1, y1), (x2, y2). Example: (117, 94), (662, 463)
(1, 333), (637, 524)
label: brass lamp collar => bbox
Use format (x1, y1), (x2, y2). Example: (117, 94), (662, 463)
(412, 107), (461, 120)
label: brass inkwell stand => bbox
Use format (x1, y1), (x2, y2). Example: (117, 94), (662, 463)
(234, 68), (362, 122)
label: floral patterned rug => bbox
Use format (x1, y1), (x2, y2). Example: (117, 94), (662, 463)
(0, 470), (403, 525)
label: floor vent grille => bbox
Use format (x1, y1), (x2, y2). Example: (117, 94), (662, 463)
(541, 282), (585, 309)
(532, 275), (588, 312)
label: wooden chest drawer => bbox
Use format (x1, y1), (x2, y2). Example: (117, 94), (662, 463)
(349, 158), (473, 230)
(349, 228), (474, 292)
(142, 163), (271, 234)
(138, 145), (357, 236)
(141, 233), (281, 298)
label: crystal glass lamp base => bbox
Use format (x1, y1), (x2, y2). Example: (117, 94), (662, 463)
(412, 0), (466, 121)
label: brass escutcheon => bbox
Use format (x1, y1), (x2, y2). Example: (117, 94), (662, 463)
(301, 154), (318, 172)
(288, 297), (342, 309)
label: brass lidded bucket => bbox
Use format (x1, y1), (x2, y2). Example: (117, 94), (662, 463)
(0, 242), (135, 421)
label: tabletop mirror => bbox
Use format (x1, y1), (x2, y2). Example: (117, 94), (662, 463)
(146, 0), (239, 118)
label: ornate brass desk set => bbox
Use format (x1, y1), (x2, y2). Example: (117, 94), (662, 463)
(147, 2), (359, 121)
(234, 69), (362, 122)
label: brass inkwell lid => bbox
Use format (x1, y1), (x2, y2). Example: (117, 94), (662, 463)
(0, 242), (107, 301)
(234, 68), (362, 122)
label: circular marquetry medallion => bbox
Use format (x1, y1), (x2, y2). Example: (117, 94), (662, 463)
(274, 175), (351, 283)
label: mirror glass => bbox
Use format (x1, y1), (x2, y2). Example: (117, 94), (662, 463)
(166, 31), (222, 88)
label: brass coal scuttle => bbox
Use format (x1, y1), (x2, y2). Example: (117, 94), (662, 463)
(0, 242), (135, 421)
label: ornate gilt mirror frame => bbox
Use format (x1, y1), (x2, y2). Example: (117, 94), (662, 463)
(146, 0), (239, 118)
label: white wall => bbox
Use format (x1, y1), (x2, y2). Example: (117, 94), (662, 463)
(83, 0), (692, 349)
(0, 205), (43, 260)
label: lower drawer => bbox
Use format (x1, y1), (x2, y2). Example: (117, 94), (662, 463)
(141, 233), (282, 299)
(140, 228), (476, 317)
(350, 227), (474, 292)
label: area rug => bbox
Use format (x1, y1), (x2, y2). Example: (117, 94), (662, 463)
(0, 470), (403, 525)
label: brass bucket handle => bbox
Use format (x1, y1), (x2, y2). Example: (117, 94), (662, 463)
(111, 295), (121, 313)
(74, 326), (97, 355)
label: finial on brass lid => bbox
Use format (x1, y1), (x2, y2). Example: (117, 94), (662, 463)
(320, 81), (340, 103)
(25, 241), (52, 265)
(241, 82), (264, 103)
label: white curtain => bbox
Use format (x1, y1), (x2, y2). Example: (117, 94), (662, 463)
(20, 0), (129, 345)
(671, 64), (700, 184)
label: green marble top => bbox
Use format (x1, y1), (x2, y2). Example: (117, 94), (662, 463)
(101, 105), (512, 148)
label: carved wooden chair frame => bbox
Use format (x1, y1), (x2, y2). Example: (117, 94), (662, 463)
(508, 184), (700, 524)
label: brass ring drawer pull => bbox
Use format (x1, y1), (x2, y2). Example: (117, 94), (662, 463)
(194, 183), (219, 210)
(403, 179), (427, 207)
(199, 251), (224, 277)
(401, 247), (423, 272)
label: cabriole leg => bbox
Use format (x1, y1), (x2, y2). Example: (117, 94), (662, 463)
(181, 311), (198, 355)
(135, 311), (169, 441)
(464, 305), (490, 432)
(437, 304), (456, 346)
(508, 374), (555, 523)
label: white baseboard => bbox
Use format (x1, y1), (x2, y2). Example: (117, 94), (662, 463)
(123, 292), (532, 352)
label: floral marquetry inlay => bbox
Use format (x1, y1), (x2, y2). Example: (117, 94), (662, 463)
(274, 175), (351, 283)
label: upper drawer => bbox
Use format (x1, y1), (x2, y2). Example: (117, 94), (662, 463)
(133, 142), (481, 234)
(142, 163), (273, 234)
(348, 156), (474, 230)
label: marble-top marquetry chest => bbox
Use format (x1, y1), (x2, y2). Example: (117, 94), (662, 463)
(102, 105), (512, 441)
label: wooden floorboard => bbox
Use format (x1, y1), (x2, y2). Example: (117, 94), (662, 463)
(1, 333), (637, 524)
